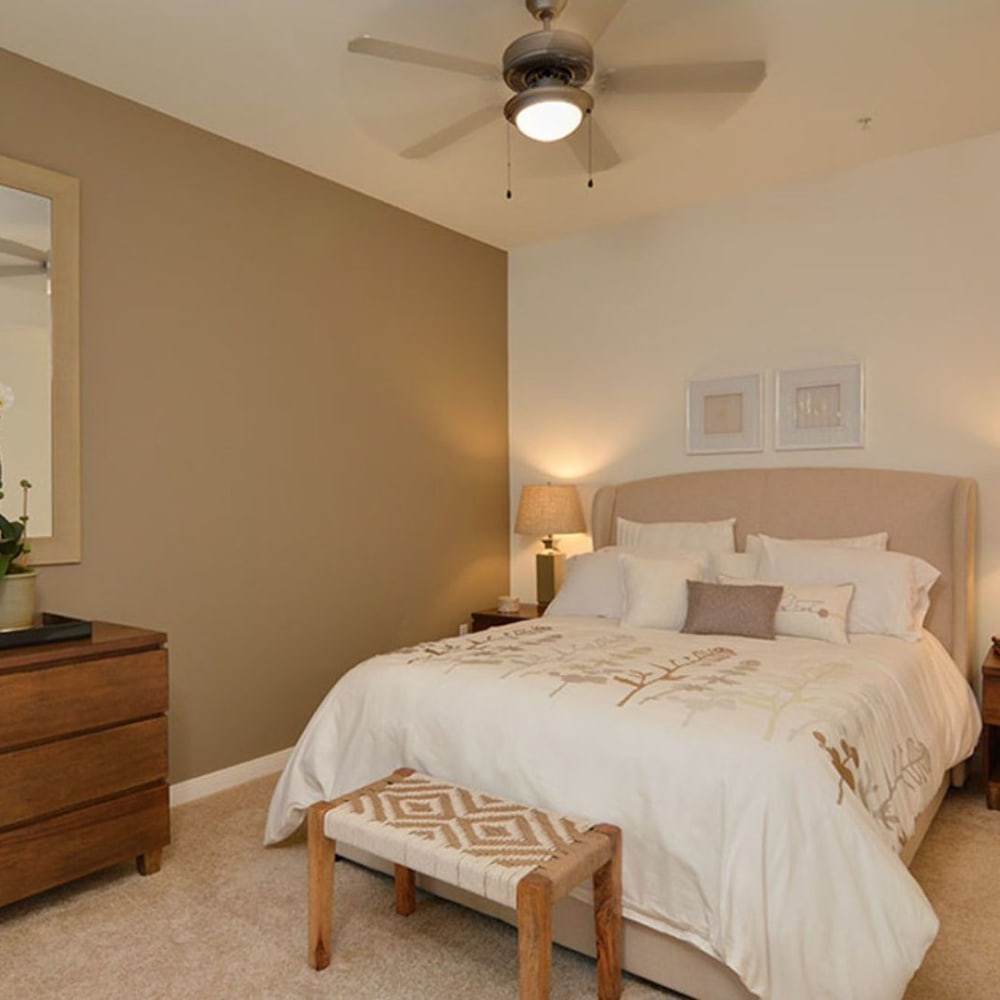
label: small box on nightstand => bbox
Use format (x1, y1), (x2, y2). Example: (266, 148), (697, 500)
(469, 604), (542, 633)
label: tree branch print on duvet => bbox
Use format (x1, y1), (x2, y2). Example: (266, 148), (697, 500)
(665, 661), (847, 740)
(542, 645), (752, 704)
(608, 647), (746, 707)
(813, 729), (932, 847)
(401, 625), (760, 706)
(403, 627), (846, 728)
(403, 624), (657, 679)
(401, 624), (565, 670)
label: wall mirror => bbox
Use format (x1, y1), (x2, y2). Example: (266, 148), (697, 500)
(0, 153), (80, 564)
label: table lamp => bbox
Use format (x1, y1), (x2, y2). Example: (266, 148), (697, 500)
(514, 483), (586, 609)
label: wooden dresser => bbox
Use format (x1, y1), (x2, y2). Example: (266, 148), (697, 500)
(0, 622), (169, 906)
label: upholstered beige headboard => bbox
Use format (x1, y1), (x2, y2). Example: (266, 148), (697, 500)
(592, 468), (977, 680)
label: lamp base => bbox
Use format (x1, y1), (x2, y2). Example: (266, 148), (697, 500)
(535, 550), (566, 611)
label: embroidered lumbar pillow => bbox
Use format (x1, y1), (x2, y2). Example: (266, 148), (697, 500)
(719, 575), (854, 644)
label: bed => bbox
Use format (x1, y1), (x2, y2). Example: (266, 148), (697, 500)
(266, 467), (982, 1000)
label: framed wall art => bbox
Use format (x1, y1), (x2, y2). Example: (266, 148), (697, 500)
(775, 362), (865, 450)
(686, 373), (763, 454)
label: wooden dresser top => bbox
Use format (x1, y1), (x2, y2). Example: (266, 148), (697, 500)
(0, 622), (167, 674)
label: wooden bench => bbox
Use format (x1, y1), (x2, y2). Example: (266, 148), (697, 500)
(308, 768), (622, 1000)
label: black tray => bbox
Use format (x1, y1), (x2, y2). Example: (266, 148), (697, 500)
(0, 612), (93, 650)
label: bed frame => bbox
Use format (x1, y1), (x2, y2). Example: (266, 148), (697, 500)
(349, 467), (978, 1000)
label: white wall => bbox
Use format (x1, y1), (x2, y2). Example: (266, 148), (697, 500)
(508, 129), (1000, 663)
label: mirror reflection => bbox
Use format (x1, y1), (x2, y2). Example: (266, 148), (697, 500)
(0, 154), (80, 566)
(0, 185), (53, 537)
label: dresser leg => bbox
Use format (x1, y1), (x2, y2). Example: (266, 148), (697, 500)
(136, 848), (162, 875)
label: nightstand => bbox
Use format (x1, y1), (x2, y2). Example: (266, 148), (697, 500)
(984, 649), (1000, 810)
(470, 604), (542, 633)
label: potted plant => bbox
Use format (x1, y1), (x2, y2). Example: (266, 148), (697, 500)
(0, 382), (35, 630)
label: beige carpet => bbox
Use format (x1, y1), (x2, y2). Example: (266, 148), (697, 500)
(0, 774), (997, 999)
(905, 775), (1000, 999)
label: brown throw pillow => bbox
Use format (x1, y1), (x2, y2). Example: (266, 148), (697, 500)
(681, 580), (783, 640)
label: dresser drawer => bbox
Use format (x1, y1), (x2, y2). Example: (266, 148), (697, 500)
(0, 650), (167, 751)
(984, 675), (1000, 725)
(0, 785), (169, 907)
(0, 717), (167, 829)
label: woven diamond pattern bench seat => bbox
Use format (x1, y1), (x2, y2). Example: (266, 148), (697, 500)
(307, 768), (622, 1000)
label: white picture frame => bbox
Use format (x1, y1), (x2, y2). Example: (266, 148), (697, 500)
(686, 374), (763, 454)
(775, 362), (865, 450)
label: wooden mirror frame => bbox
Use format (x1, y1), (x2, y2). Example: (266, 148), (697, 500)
(0, 153), (81, 565)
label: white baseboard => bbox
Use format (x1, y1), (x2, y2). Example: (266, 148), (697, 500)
(169, 747), (293, 808)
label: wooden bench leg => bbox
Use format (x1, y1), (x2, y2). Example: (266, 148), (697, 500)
(592, 824), (623, 1000)
(308, 804), (336, 971)
(395, 864), (417, 915)
(136, 849), (162, 876)
(517, 871), (553, 1000)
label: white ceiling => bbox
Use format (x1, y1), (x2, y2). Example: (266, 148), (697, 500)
(4, 0), (1000, 249)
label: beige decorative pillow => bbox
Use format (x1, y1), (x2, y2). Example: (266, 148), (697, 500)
(681, 580), (783, 640)
(719, 575), (854, 644)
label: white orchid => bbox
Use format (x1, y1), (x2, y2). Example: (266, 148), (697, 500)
(0, 383), (13, 412)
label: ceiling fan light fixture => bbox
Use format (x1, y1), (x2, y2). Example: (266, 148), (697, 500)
(505, 85), (593, 142)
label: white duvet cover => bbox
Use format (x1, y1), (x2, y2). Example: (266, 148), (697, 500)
(265, 617), (981, 1000)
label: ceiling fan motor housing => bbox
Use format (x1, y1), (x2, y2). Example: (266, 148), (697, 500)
(502, 29), (593, 92)
(525, 0), (568, 22)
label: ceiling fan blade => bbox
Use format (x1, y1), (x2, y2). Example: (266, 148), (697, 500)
(564, 0), (630, 43)
(400, 106), (499, 159)
(0, 264), (45, 277)
(600, 60), (767, 95)
(567, 117), (622, 174)
(347, 36), (498, 79)
(0, 237), (47, 264)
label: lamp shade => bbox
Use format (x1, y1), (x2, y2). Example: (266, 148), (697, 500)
(514, 484), (586, 537)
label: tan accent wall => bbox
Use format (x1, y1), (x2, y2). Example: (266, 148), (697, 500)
(0, 48), (509, 782)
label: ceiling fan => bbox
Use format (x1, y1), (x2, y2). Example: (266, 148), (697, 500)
(347, 0), (766, 172)
(0, 237), (48, 279)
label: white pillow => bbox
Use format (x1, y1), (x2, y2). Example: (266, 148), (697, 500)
(714, 551), (758, 580)
(757, 537), (939, 640)
(719, 574), (854, 644)
(620, 552), (709, 631)
(617, 516), (736, 554)
(745, 531), (888, 563)
(545, 547), (716, 619)
(543, 548), (624, 619)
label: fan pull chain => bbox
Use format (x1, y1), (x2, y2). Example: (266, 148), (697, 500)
(586, 109), (594, 190)
(506, 123), (513, 200)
